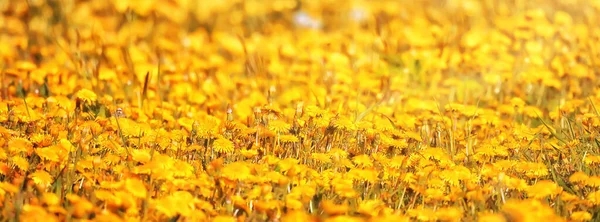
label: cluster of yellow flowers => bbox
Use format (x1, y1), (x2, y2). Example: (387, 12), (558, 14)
(1, 0), (600, 221)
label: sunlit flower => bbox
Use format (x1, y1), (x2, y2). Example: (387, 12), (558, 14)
(221, 162), (251, 181)
(2, 0), (600, 220)
(585, 176), (600, 187)
(213, 136), (235, 154)
(311, 153), (332, 164)
(527, 180), (562, 199)
(125, 178), (147, 199)
(269, 119), (291, 133)
(357, 199), (385, 217)
(570, 211), (592, 221)
(75, 89), (97, 102)
(352, 154), (373, 168)
(30, 170), (53, 187)
(280, 134), (299, 143)
(320, 200), (348, 216)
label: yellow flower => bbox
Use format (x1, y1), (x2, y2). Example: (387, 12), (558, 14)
(357, 199), (385, 217)
(504, 176), (530, 192)
(333, 116), (356, 131)
(311, 153), (332, 164)
(21, 204), (58, 222)
(332, 178), (357, 198)
(277, 158), (299, 172)
(281, 211), (314, 222)
(407, 207), (437, 221)
(125, 178), (147, 199)
(587, 190), (600, 205)
(213, 137), (234, 154)
(328, 148), (349, 160)
(527, 180), (562, 199)
(352, 154), (373, 168)
(221, 162), (251, 181)
(585, 176), (600, 187)
(584, 155), (600, 166)
(42, 193), (60, 206)
(177, 117), (195, 132)
(435, 207), (463, 222)
(269, 119), (291, 133)
(213, 216), (236, 222)
(98, 66), (117, 81)
(75, 89), (97, 102)
(285, 198), (303, 210)
(11, 156), (29, 171)
(502, 199), (562, 221)
(192, 116), (218, 139)
(240, 148), (259, 158)
(130, 149), (151, 163)
(348, 169), (379, 183)
(8, 137), (33, 155)
(320, 200), (349, 216)
(154, 191), (196, 218)
(30, 170), (53, 187)
(388, 156), (408, 169)
(477, 213), (507, 222)
(515, 162), (549, 178)
(280, 134), (299, 143)
(570, 211), (592, 222)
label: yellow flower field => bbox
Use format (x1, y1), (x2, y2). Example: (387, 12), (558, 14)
(1, 0), (600, 221)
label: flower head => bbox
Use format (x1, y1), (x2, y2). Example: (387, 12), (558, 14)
(213, 137), (234, 154)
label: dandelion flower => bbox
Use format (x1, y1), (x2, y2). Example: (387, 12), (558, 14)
(570, 211), (592, 221)
(240, 148), (259, 158)
(11, 156), (29, 171)
(8, 138), (33, 155)
(587, 190), (600, 205)
(35, 146), (60, 162)
(282, 211), (314, 222)
(269, 119), (291, 133)
(502, 199), (561, 221)
(584, 155), (600, 166)
(352, 154), (373, 168)
(348, 169), (379, 183)
(75, 89), (97, 102)
(357, 200), (384, 217)
(320, 200), (349, 216)
(333, 116), (356, 131)
(407, 207), (437, 221)
(221, 162), (251, 181)
(196, 117), (219, 138)
(131, 149), (151, 163)
(527, 180), (562, 199)
(585, 176), (600, 187)
(435, 207), (463, 222)
(311, 153), (332, 164)
(388, 156), (408, 169)
(286, 198), (304, 210)
(279, 134), (299, 143)
(30, 170), (53, 187)
(213, 137), (234, 154)
(125, 178), (147, 199)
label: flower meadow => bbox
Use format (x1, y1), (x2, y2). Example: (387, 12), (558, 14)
(1, 0), (600, 221)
